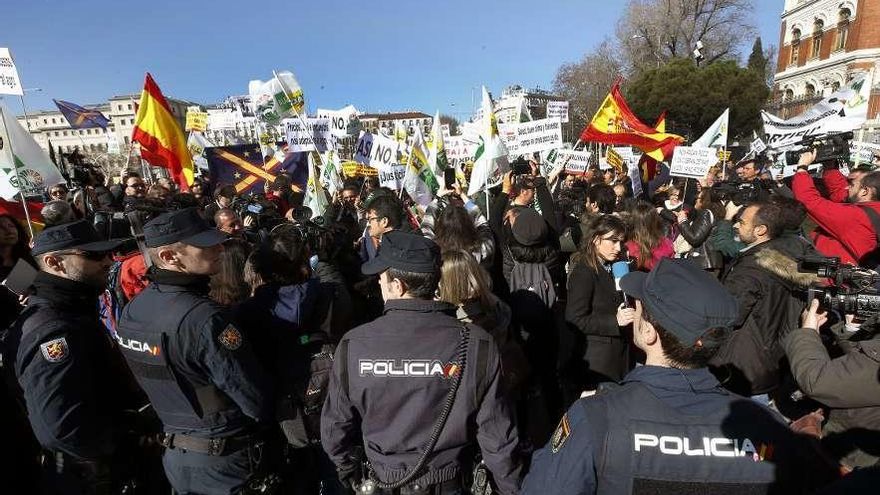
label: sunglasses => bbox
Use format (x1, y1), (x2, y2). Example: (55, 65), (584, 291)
(55, 250), (112, 261)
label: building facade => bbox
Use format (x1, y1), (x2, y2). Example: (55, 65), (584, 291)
(359, 111), (432, 137)
(770, 0), (880, 140)
(16, 94), (192, 157)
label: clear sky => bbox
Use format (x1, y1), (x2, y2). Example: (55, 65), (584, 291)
(1, 0), (783, 119)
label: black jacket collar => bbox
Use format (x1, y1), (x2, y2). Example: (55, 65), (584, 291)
(147, 267), (211, 294)
(383, 298), (457, 316)
(31, 271), (102, 309)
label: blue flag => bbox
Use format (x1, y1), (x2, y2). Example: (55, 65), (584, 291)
(53, 99), (110, 129)
(206, 144), (286, 195)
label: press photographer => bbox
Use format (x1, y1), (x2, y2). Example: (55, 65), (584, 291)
(793, 147), (880, 266)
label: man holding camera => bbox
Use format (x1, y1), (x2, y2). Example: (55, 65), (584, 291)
(522, 259), (837, 494)
(793, 149), (880, 265)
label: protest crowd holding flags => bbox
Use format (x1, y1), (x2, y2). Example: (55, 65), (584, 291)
(4, 36), (880, 495)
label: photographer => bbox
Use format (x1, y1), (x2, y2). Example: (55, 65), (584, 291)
(205, 184), (236, 225)
(792, 149), (880, 265)
(786, 299), (880, 468)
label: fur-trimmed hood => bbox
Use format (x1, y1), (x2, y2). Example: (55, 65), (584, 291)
(755, 248), (822, 287)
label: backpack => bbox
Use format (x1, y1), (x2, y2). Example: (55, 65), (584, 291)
(508, 257), (557, 308)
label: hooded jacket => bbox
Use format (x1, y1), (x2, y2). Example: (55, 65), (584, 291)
(711, 242), (820, 395)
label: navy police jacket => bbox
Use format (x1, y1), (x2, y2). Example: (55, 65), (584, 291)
(522, 366), (839, 494)
(117, 268), (272, 437)
(321, 299), (523, 494)
(12, 272), (143, 460)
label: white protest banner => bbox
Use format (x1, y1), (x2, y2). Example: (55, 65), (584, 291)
(440, 124), (450, 138)
(106, 131), (121, 155)
(612, 147), (636, 165)
(497, 123), (519, 155)
(512, 117), (563, 155)
(556, 149), (592, 174)
(546, 101), (569, 123)
(669, 146), (716, 178)
(628, 157), (643, 198)
(445, 136), (478, 160)
(0, 48), (23, 96)
(185, 108), (208, 132)
(284, 118), (334, 152)
(207, 109), (237, 131)
(316, 106), (359, 137)
(354, 131), (400, 169)
(762, 72), (873, 149)
(851, 141), (880, 164)
(377, 164), (406, 190)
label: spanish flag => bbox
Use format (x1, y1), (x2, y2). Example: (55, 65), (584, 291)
(132, 74), (193, 191)
(580, 81), (683, 162)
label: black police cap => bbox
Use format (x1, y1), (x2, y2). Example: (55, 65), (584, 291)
(31, 220), (123, 256)
(143, 207), (227, 248)
(620, 258), (738, 346)
(361, 231), (440, 276)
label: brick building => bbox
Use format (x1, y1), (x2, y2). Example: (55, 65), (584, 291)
(769, 0), (880, 141)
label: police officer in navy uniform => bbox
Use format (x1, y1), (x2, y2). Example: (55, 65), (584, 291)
(10, 220), (145, 493)
(522, 259), (839, 494)
(321, 231), (523, 494)
(116, 207), (275, 494)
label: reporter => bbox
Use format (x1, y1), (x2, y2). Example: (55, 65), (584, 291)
(785, 299), (880, 468)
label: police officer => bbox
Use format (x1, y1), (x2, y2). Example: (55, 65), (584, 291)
(116, 207), (274, 494)
(10, 220), (145, 493)
(321, 231), (523, 494)
(522, 259), (840, 494)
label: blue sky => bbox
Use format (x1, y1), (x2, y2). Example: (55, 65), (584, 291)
(1, 0), (782, 119)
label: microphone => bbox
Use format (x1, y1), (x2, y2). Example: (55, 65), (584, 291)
(611, 261), (631, 306)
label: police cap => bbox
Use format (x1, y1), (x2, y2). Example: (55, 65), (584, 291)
(361, 231), (440, 275)
(620, 258), (738, 345)
(31, 220), (123, 256)
(143, 207), (227, 248)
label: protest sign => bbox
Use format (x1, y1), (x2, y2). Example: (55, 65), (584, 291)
(669, 146), (716, 178)
(546, 101), (569, 123)
(762, 72), (873, 149)
(316, 106), (359, 137)
(207, 109), (237, 131)
(556, 149), (592, 174)
(851, 141), (880, 164)
(185, 108), (208, 132)
(628, 158), (643, 198)
(354, 131), (400, 169)
(750, 137), (767, 154)
(507, 118), (563, 156)
(284, 118), (334, 153)
(106, 131), (120, 155)
(445, 136), (478, 160)
(440, 124), (450, 138)
(0, 48), (23, 96)
(612, 147), (635, 165)
(606, 147), (624, 174)
(378, 164), (406, 190)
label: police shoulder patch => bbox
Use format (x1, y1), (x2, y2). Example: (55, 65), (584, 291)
(550, 413), (571, 454)
(217, 325), (243, 351)
(40, 337), (70, 363)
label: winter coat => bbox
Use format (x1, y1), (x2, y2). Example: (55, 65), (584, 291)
(711, 243), (820, 396)
(784, 324), (880, 468)
(678, 208), (722, 270)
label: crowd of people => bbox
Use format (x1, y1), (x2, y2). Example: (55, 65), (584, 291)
(3, 145), (880, 494)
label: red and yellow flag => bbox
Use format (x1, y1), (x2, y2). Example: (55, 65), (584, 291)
(580, 81), (683, 162)
(132, 73), (193, 191)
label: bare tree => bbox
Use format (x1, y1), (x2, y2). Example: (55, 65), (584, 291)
(552, 39), (625, 133)
(616, 0), (756, 72)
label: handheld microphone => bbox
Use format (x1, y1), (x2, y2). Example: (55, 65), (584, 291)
(611, 260), (631, 306)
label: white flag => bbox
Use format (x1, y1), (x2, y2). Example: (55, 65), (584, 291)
(468, 86), (510, 196)
(429, 111), (449, 177)
(320, 149), (344, 197)
(0, 101), (65, 199)
(404, 126), (439, 206)
(305, 152), (328, 219)
(248, 70), (305, 125)
(187, 132), (215, 170)
(692, 108), (729, 148)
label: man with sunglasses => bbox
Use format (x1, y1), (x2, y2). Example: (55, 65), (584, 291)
(10, 220), (148, 493)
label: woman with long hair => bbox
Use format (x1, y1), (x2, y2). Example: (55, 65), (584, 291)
(432, 202), (495, 267)
(625, 202), (674, 271)
(439, 249), (526, 394)
(564, 214), (631, 399)
(208, 238), (251, 307)
(676, 187), (726, 273)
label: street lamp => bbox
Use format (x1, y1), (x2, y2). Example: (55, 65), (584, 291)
(631, 33), (663, 68)
(20, 87), (43, 131)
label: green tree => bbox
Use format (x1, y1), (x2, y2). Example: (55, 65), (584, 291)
(747, 37), (766, 72)
(624, 58), (769, 141)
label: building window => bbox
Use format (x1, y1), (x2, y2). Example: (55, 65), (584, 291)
(790, 29), (801, 65)
(124, 136), (130, 145)
(805, 83), (816, 98)
(832, 81), (841, 92)
(812, 19), (823, 58)
(52, 118), (57, 124)
(62, 131), (68, 136)
(784, 88), (794, 101)
(128, 103), (132, 110)
(835, 9), (850, 51)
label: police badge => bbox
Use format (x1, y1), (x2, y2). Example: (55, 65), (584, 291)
(40, 338), (69, 363)
(218, 325), (243, 350)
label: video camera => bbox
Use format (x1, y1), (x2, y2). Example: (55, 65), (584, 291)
(510, 158), (546, 189)
(784, 131), (853, 166)
(799, 256), (880, 318)
(231, 193), (283, 231)
(712, 179), (771, 206)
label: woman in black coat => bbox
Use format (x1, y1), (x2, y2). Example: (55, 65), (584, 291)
(676, 187), (725, 274)
(562, 214), (629, 402)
